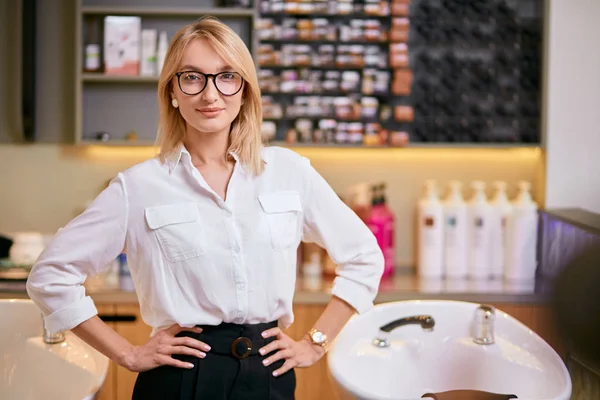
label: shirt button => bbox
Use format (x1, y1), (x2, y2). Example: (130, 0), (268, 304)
(237, 283), (245, 290)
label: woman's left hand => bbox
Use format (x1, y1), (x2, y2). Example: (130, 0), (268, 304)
(259, 327), (325, 376)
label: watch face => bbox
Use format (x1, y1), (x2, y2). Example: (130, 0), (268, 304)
(312, 331), (326, 344)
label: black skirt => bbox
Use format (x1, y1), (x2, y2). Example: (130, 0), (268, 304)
(132, 320), (296, 400)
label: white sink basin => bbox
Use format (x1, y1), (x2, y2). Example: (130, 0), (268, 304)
(0, 299), (109, 400)
(328, 300), (571, 400)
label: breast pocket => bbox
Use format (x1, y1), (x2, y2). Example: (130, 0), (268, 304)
(145, 203), (206, 262)
(258, 191), (302, 251)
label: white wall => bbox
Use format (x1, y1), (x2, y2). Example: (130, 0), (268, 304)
(544, 0), (600, 213)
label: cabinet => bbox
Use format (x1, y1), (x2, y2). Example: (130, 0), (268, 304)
(257, 0), (545, 146)
(75, 0), (255, 145)
(95, 304), (117, 400)
(72, 0), (545, 148)
(95, 303), (152, 400)
(93, 301), (563, 400)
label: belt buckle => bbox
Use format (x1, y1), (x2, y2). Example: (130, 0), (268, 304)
(231, 337), (252, 359)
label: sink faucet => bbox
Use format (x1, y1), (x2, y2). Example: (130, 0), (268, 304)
(42, 315), (65, 344)
(472, 304), (495, 345)
(372, 315), (435, 348)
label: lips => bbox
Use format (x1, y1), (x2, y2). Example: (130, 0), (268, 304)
(196, 107), (225, 118)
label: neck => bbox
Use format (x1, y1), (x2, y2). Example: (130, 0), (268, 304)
(183, 124), (232, 166)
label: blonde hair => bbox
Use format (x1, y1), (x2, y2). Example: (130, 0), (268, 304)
(156, 17), (264, 175)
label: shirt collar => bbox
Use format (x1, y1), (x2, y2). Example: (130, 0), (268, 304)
(165, 144), (241, 174)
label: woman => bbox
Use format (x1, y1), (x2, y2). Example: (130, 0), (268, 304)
(26, 17), (384, 399)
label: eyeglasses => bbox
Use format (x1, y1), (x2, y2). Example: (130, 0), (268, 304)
(174, 71), (244, 96)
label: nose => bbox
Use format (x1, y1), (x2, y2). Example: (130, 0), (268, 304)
(201, 76), (219, 103)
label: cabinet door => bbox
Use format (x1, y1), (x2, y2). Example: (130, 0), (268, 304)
(95, 304), (117, 400)
(114, 304), (152, 400)
(288, 304), (336, 400)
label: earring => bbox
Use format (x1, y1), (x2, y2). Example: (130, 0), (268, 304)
(171, 98), (179, 108)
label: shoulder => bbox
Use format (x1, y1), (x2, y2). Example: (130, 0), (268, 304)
(120, 157), (164, 181)
(261, 146), (311, 172)
(105, 157), (166, 195)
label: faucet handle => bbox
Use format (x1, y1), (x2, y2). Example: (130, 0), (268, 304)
(474, 304), (496, 320)
(42, 313), (65, 344)
(473, 304), (495, 345)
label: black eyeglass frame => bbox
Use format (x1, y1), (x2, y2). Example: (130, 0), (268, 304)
(174, 71), (244, 96)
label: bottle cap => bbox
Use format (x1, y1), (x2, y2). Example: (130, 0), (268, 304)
(518, 181), (532, 192)
(493, 181), (507, 191)
(471, 180), (486, 191)
(423, 180), (438, 197)
(354, 183), (371, 206)
(449, 180), (463, 189)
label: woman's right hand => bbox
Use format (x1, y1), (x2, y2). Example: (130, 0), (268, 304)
(123, 324), (210, 372)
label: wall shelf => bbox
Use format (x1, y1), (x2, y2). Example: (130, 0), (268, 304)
(261, 91), (391, 98)
(260, 13), (391, 19)
(81, 6), (255, 17)
(77, 139), (540, 149)
(75, 0), (255, 145)
(260, 39), (389, 46)
(80, 139), (156, 146)
(264, 116), (381, 123)
(82, 74), (159, 83)
(267, 141), (541, 149)
(259, 64), (391, 71)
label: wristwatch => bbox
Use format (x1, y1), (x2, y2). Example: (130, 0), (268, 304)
(308, 328), (329, 352)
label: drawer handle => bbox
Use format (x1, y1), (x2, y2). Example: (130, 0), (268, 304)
(98, 314), (137, 323)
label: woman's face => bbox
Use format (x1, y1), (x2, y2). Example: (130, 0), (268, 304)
(171, 38), (244, 136)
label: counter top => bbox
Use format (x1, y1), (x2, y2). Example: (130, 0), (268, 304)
(542, 208), (600, 235)
(0, 271), (555, 305)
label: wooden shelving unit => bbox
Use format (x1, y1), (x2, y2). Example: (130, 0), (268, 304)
(79, 139), (156, 146)
(74, 0), (256, 145)
(81, 6), (255, 17)
(81, 73), (159, 83)
(268, 141), (541, 149)
(74, 0), (544, 148)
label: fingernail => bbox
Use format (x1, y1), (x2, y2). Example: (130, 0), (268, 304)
(261, 331), (267, 338)
(263, 359), (270, 366)
(198, 352), (206, 358)
(204, 345), (211, 351)
(272, 371), (278, 376)
(259, 348), (265, 355)
(187, 363), (195, 369)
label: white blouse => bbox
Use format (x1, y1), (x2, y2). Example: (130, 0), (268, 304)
(27, 146), (384, 336)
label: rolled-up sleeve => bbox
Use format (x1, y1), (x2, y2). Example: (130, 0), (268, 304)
(26, 173), (128, 334)
(300, 158), (384, 314)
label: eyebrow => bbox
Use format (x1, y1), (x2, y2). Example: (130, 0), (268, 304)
(180, 64), (234, 73)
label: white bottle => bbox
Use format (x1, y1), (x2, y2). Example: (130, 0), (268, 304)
(156, 31), (169, 76)
(505, 181), (539, 281)
(302, 251), (323, 291)
(489, 181), (513, 279)
(417, 180), (444, 279)
(468, 181), (492, 280)
(443, 181), (468, 279)
(302, 250), (323, 278)
(140, 29), (157, 77)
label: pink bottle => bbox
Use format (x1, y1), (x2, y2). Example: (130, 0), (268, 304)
(368, 183), (396, 279)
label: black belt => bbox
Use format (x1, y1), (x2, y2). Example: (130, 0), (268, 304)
(177, 320), (278, 360)
(206, 336), (264, 359)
